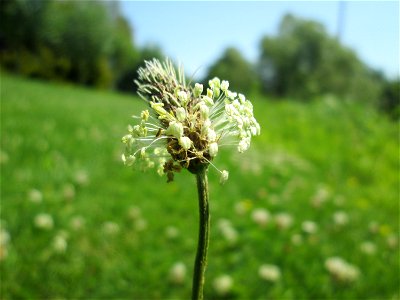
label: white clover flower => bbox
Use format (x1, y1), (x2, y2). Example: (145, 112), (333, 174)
(258, 264), (281, 282)
(0, 247), (8, 261)
(251, 208), (270, 227)
(274, 212), (293, 230)
(28, 188), (43, 203)
(74, 170), (89, 186)
(53, 232), (68, 253)
(102, 221), (120, 235)
(291, 233), (303, 245)
(62, 183), (75, 200)
(134, 218), (147, 231)
(169, 262), (187, 284)
(234, 200), (252, 215)
(34, 213), (54, 230)
(122, 58), (260, 183)
(360, 241), (376, 255)
(70, 216), (85, 231)
(325, 257), (359, 282)
(217, 219), (238, 245)
(0, 149), (9, 165)
(221, 226), (238, 244)
(333, 211), (349, 226)
(213, 275), (233, 295)
(311, 185), (330, 207)
(0, 227), (10, 246)
(368, 221), (379, 234)
(128, 206), (142, 219)
(165, 226), (179, 239)
(302, 220), (318, 234)
(387, 234), (398, 249)
(0, 226), (10, 261)
(334, 195), (346, 206)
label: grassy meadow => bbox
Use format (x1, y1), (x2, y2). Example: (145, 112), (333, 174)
(0, 72), (399, 299)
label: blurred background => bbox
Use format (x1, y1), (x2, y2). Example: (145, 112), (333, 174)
(0, 0), (399, 299)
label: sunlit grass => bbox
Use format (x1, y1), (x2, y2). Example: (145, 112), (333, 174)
(1, 73), (398, 299)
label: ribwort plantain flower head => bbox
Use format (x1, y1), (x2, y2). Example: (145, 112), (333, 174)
(122, 58), (260, 183)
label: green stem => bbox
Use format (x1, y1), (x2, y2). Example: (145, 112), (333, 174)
(192, 166), (210, 300)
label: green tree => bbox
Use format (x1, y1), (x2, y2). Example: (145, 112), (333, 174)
(205, 47), (258, 94)
(41, 1), (114, 86)
(1, 0), (141, 90)
(110, 15), (140, 89)
(259, 14), (382, 103)
(116, 45), (164, 93)
(0, 0), (48, 52)
(379, 79), (400, 119)
(0, 0), (49, 74)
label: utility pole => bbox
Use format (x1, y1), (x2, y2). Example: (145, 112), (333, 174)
(337, 1), (346, 42)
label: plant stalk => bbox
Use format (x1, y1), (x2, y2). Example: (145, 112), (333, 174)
(192, 166), (210, 300)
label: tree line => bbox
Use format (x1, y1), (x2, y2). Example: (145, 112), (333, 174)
(1, 1), (398, 118)
(0, 0), (163, 91)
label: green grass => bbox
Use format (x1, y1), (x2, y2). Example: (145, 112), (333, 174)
(1, 72), (399, 299)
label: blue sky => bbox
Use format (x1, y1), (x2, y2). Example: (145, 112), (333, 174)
(121, 1), (399, 79)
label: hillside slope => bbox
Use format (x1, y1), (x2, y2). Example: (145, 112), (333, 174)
(1, 73), (398, 299)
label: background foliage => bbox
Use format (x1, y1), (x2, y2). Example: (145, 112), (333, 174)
(258, 14), (382, 104)
(0, 0), (141, 88)
(0, 1), (398, 117)
(204, 47), (259, 95)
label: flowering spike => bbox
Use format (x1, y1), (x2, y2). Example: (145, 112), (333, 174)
(122, 58), (260, 183)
